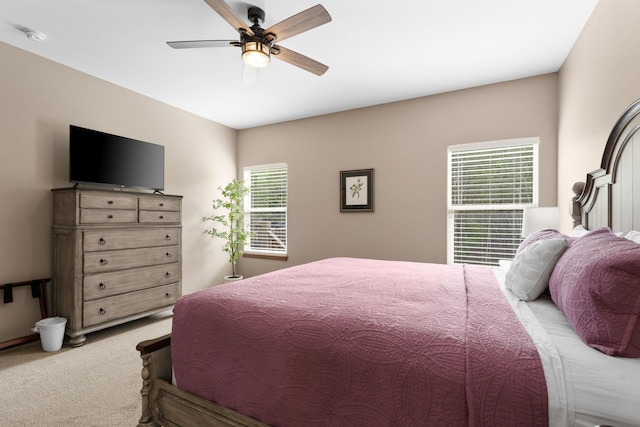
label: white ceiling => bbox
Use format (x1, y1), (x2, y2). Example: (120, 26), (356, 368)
(2, 0), (598, 130)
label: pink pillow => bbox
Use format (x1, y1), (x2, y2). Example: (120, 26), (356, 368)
(549, 227), (640, 357)
(517, 229), (567, 254)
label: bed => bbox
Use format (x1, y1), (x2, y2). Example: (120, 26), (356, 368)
(137, 99), (640, 427)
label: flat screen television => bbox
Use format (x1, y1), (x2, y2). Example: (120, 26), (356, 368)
(69, 125), (165, 192)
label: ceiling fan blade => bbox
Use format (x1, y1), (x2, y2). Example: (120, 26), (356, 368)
(203, 0), (254, 36)
(264, 4), (331, 43)
(272, 45), (328, 76)
(166, 40), (236, 49)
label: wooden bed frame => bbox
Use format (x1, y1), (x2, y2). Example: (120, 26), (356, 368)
(136, 333), (269, 427)
(137, 98), (640, 427)
(572, 98), (640, 232)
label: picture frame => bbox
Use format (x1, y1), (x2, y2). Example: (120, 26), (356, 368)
(340, 168), (374, 212)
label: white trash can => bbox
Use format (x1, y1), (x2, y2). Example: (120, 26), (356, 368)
(32, 317), (67, 352)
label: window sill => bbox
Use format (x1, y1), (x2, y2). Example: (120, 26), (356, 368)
(243, 252), (288, 261)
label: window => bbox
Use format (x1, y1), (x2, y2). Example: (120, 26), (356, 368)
(447, 138), (538, 266)
(243, 163), (288, 257)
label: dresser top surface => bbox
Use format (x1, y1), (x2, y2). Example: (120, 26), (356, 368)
(51, 187), (183, 199)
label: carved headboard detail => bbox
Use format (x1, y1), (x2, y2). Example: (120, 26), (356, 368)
(572, 98), (640, 233)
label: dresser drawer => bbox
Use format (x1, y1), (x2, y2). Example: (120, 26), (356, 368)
(83, 283), (179, 327)
(139, 197), (181, 211)
(83, 228), (180, 251)
(139, 210), (181, 224)
(83, 263), (180, 300)
(80, 193), (138, 210)
(80, 208), (138, 224)
(83, 245), (180, 273)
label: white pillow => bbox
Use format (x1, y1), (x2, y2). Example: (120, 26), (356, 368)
(623, 230), (640, 244)
(573, 227), (640, 240)
(569, 225), (589, 237)
(505, 237), (568, 301)
(498, 259), (512, 272)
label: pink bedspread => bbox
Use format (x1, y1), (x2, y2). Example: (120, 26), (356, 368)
(172, 258), (547, 426)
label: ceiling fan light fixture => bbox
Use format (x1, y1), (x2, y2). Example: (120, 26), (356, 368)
(242, 41), (270, 68)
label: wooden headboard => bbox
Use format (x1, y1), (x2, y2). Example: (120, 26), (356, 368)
(572, 98), (640, 232)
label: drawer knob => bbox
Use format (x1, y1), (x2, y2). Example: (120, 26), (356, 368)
(159, 215), (164, 219)
(165, 272), (172, 278)
(99, 258), (109, 266)
(98, 283), (106, 290)
(99, 308), (107, 315)
(107, 215), (114, 219)
(98, 237), (107, 245)
(159, 203), (164, 207)
(108, 200), (114, 205)
(165, 292), (171, 298)
(165, 235), (171, 241)
(166, 252), (172, 258)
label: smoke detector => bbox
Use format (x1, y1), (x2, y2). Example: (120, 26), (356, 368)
(21, 28), (47, 42)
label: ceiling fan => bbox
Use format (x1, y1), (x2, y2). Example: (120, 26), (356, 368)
(167, 0), (332, 81)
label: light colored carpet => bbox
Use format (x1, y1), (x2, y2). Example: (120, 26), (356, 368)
(0, 312), (172, 427)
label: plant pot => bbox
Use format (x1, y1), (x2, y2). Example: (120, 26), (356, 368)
(224, 275), (243, 283)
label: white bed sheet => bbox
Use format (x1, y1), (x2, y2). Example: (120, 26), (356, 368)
(496, 270), (640, 427)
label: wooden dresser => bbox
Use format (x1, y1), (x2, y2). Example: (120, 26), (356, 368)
(51, 188), (182, 346)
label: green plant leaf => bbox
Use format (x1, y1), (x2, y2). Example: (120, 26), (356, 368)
(204, 179), (252, 277)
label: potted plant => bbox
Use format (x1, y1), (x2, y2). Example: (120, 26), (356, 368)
(204, 179), (251, 282)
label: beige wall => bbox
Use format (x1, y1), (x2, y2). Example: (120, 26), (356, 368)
(558, 0), (640, 231)
(0, 42), (237, 342)
(238, 74), (559, 278)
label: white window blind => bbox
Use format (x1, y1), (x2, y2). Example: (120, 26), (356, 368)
(447, 138), (538, 266)
(243, 164), (287, 255)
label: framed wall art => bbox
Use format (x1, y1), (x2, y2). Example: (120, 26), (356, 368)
(340, 168), (374, 212)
